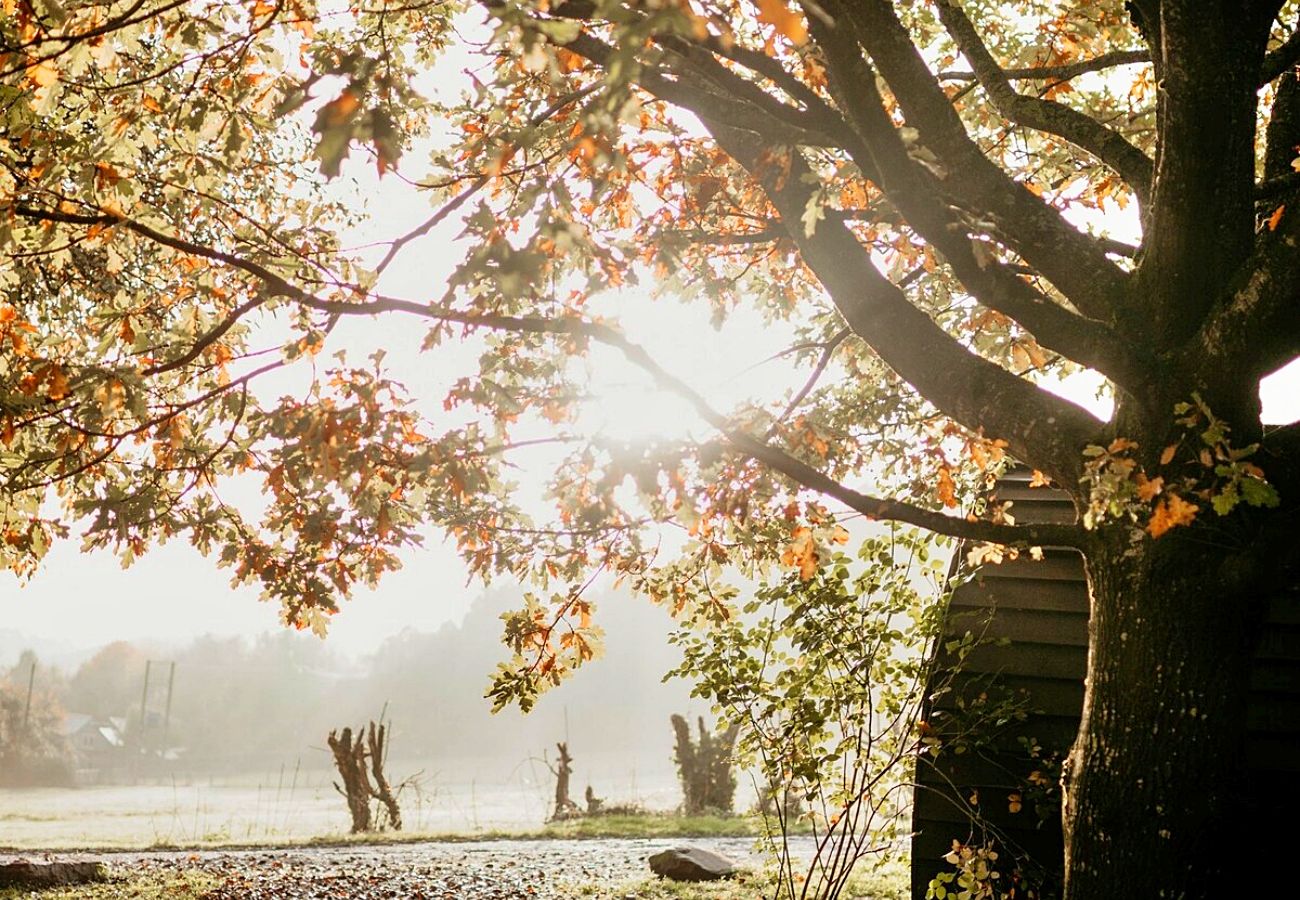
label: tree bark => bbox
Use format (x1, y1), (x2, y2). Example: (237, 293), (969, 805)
(1062, 529), (1273, 899)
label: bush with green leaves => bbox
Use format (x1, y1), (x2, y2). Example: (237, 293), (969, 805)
(670, 525), (951, 900)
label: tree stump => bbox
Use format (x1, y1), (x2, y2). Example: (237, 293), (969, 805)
(328, 720), (402, 833)
(671, 715), (739, 814)
(551, 741), (581, 820)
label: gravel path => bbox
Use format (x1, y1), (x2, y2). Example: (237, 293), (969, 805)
(5, 838), (802, 899)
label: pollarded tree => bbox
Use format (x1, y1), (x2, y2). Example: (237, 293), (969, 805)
(2, 1), (1299, 896)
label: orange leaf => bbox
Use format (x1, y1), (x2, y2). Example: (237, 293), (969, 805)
(1159, 443), (1177, 466)
(936, 467), (958, 508)
(1147, 493), (1198, 538)
(755, 0), (807, 45)
(319, 90), (361, 128)
(1135, 473), (1163, 502)
(1267, 204), (1285, 232)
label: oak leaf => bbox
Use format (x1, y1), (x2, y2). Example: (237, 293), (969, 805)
(1146, 494), (1198, 538)
(755, 0), (807, 45)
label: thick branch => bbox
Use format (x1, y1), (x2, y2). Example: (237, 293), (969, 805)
(1135, 6), (1272, 346)
(1187, 204), (1300, 380)
(1261, 26), (1300, 84)
(825, 0), (1130, 321)
(702, 123), (1101, 482)
(934, 0), (1153, 204)
(799, 19), (1149, 393)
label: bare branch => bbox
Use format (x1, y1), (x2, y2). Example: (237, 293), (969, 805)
(939, 49), (1150, 83)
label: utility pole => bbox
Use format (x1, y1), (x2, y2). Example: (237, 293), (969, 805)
(137, 659), (152, 750)
(160, 661), (176, 753)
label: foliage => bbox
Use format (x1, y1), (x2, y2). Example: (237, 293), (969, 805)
(0, 870), (220, 900)
(669, 524), (949, 899)
(574, 858), (909, 900)
(4, 0), (1300, 893)
(0, 652), (73, 786)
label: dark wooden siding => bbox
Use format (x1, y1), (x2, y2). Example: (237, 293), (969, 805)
(910, 468), (1300, 898)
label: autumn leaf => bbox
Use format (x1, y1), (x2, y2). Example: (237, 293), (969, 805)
(780, 527), (819, 580)
(1135, 473), (1163, 502)
(936, 467), (958, 508)
(755, 0), (807, 45)
(25, 61), (58, 89)
(1266, 204), (1285, 232)
(1160, 444), (1177, 466)
(1146, 494), (1198, 538)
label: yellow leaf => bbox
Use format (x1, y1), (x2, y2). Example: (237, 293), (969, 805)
(755, 0), (807, 45)
(26, 60), (58, 88)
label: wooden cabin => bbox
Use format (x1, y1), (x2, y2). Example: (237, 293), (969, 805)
(910, 468), (1300, 898)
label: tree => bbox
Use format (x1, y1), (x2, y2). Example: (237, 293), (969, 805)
(2, 1), (1298, 896)
(0, 653), (72, 786)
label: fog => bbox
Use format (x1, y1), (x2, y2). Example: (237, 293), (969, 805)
(0, 578), (720, 844)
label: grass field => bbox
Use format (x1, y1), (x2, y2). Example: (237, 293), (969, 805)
(0, 769), (688, 850)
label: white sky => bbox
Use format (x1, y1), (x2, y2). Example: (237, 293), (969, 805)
(4, 40), (1298, 661)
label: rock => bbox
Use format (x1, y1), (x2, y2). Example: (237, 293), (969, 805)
(648, 846), (738, 882)
(0, 859), (111, 888)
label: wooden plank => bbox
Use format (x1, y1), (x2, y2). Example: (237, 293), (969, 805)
(1250, 660), (1300, 692)
(1254, 626), (1300, 660)
(970, 552), (1086, 583)
(945, 642), (1088, 680)
(946, 608), (1090, 647)
(989, 482), (1073, 503)
(952, 577), (1090, 614)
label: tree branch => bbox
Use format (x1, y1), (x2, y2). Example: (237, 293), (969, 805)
(701, 121), (1101, 482)
(939, 49), (1150, 83)
(798, 16), (1150, 394)
(1261, 26), (1300, 84)
(824, 0), (1130, 321)
(12, 202), (1085, 547)
(934, 0), (1153, 204)
(1134, 6), (1271, 347)
(1186, 203), (1300, 380)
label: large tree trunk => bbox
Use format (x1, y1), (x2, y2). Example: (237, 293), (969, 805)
(1063, 531), (1271, 899)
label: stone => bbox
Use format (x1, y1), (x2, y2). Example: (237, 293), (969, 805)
(0, 859), (111, 888)
(648, 846), (739, 882)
